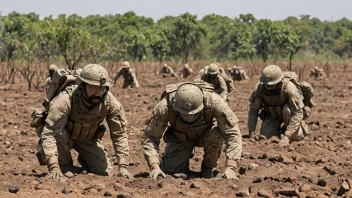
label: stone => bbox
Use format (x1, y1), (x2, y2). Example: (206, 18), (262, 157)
(190, 182), (200, 189)
(238, 165), (247, 175)
(236, 188), (250, 197)
(323, 166), (336, 175)
(64, 172), (74, 178)
(173, 173), (188, 180)
(104, 190), (113, 196)
(8, 185), (19, 193)
(258, 189), (274, 198)
(62, 187), (72, 194)
(337, 181), (350, 196)
(317, 178), (327, 186)
(299, 184), (311, 192)
(248, 163), (259, 170)
(92, 183), (106, 191)
(231, 184), (238, 190)
(253, 177), (263, 183)
(77, 183), (85, 190)
(274, 188), (298, 196)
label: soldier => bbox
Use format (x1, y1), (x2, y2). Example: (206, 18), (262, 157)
(232, 66), (248, 81)
(195, 63), (229, 101)
(113, 61), (140, 88)
(45, 64), (58, 90)
(179, 64), (194, 79)
(248, 65), (309, 145)
(142, 83), (242, 180)
(159, 64), (179, 78)
(38, 64), (133, 179)
(310, 66), (326, 80)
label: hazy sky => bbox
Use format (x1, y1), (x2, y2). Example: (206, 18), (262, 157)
(1, 0), (351, 21)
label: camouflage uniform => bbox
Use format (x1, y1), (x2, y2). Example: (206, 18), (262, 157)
(248, 65), (308, 141)
(195, 64), (228, 101)
(113, 61), (140, 88)
(310, 66), (326, 80)
(142, 83), (242, 178)
(38, 64), (131, 178)
(232, 66), (248, 81)
(160, 64), (179, 78)
(179, 64), (194, 79)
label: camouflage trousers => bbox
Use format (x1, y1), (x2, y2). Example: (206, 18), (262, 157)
(38, 133), (112, 176)
(122, 80), (137, 89)
(260, 104), (308, 141)
(160, 126), (223, 174)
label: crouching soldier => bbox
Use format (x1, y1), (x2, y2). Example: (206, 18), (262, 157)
(38, 64), (133, 179)
(142, 82), (242, 179)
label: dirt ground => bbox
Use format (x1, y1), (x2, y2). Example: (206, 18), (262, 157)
(0, 64), (351, 198)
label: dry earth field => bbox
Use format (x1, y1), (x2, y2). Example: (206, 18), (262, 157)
(0, 62), (351, 197)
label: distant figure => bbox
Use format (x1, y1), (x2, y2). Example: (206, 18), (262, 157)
(179, 64), (194, 79)
(159, 64), (179, 78)
(45, 64), (58, 90)
(310, 66), (326, 80)
(231, 65), (249, 81)
(113, 61), (140, 88)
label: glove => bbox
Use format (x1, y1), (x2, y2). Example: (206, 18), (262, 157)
(223, 166), (238, 180)
(280, 135), (290, 146)
(249, 131), (255, 139)
(149, 163), (166, 179)
(118, 165), (134, 179)
(46, 167), (66, 179)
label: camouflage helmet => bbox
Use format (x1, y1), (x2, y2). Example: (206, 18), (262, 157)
(314, 66), (318, 71)
(184, 64), (189, 68)
(77, 64), (110, 87)
(122, 61), (130, 68)
(163, 63), (168, 67)
(49, 64), (58, 71)
(260, 65), (284, 85)
(172, 83), (204, 115)
(233, 65), (238, 69)
(208, 63), (219, 75)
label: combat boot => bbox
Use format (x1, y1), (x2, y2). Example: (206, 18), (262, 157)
(201, 164), (214, 178)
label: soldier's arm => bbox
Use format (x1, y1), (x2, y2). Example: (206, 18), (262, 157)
(285, 83), (305, 137)
(141, 98), (169, 166)
(106, 92), (130, 166)
(194, 69), (204, 82)
(212, 93), (242, 168)
(248, 83), (263, 133)
(113, 69), (122, 84)
(40, 93), (71, 171)
(217, 76), (228, 99)
(131, 71), (140, 88)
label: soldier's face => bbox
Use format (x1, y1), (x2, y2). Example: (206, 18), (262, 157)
(177, 112), (201, 123)
(265, 84), (279, 91)
(85, 84), (106, 102)
(209, 74), (218, 79)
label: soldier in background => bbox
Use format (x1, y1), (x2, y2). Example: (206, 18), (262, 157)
(232, 65), (249, 81)
(159, 64), (179, 78)
(113, 61), (140, 88)
(248, 65), (309, 145)
(45, 64), (58, 90)
(142, 83), (242, 180)
(179, 64), (193, 79)
(310, 66), (326, 80)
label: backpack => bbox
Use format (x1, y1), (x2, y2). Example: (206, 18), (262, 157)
(204, 66), (235, 93)
(30, 69), (80, 133)
(283, 71), (315, 108)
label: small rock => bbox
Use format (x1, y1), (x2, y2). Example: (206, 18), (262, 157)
(190, 182), (200, 188)
(5, 141), (11, 147)
(346, 179), (352, 187)
(270, 137), (280, 143)
(20, 131), (27, 135)
(62, 187), (72, 194)
(77, 183), (85, 190)
(92, 183), (106, 191)
(157, 182), (163, 188)
(64, 172), (74, 178)
(236, 188), (250, 197)
(323, 166), (336, 175)
(231, 184), (238, 190)
(247, 163), (257, 171)
(18, 156), (24, 161)
(173, 173), (188, 180)
(258, 189), (273, 198)
(104, 190), (113, 196)
(337, 181), (350, 196)
(315, 158), (326, 165)
(259, 135), (267, 140)
(259, 153), (268, 159)
(274, 188), (298, 196)
(8, 185), (19, 193)
(238, 165), (247, 175)
(317, 178), (327, 186)
(253, 177), (263, 183)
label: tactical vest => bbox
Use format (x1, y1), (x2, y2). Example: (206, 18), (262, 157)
(204, 66), (235, 92)
(165, 83), (214, 141)
(65, 86), (109, 141)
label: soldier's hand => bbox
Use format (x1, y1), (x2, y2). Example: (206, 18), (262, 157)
(249, 131), (256, 139)
(118, 166), (134, 179)
(46, 167), (67, 179)
(279, 135), (290, 146)
(149, 163), (166, 179)
(223, 166), (238, 180)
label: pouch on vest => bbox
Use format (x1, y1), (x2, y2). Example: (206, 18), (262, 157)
(93, 124), (107, 140)
(30, 108), (48, 127)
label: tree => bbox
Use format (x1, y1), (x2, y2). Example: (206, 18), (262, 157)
(253, 19), (275, 62)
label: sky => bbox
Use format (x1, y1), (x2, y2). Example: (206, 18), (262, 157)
(1, 0), (351, 21)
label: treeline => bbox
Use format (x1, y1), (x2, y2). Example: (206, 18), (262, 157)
(1, 11), (352, 69)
